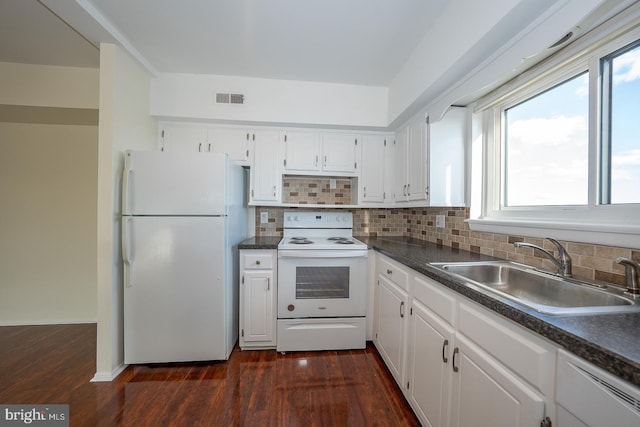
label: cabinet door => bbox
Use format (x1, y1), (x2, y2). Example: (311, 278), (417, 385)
(407, 116), (428, 202)
(407, 301), (455, 427)
(360, 135), (386, 203)
(393, 126), (409, 202)
(160, 125), (207, 152)
(429, 107), (466, 206)
(283, 131), (321, 172)
(242, 270), (274, 343)
(450, 334), (546, 427)
(321, 133), (359, 174)
(250, 130), (281, 203)
(375, 275), (408, 387)
(208, 128), (252, 166)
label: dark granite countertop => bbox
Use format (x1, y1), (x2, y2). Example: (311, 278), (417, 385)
(238, 236), (281, 250)
(358, 236), (640, 388)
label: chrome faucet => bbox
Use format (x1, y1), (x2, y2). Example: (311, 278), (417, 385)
(616, 257), (640, 296)
(513, 238), (573, 277)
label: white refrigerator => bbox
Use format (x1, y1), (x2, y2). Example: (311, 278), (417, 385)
(121, 150), (247, 364)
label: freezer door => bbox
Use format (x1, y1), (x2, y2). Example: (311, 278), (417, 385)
(124, 216), (231, 363)
(122, 151), (227, 215)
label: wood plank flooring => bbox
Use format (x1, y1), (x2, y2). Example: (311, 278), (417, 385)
(0, 324), (420, 426)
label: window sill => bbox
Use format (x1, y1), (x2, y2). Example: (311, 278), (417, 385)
(467, 218), (640, 248)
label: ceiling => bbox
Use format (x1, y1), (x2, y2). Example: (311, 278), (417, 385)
(0, 0), (448, 86)
(0, 0), (99, 68)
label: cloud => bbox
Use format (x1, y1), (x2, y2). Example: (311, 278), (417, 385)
(612, 47), (640, 85)
(508, 115), (588, 147)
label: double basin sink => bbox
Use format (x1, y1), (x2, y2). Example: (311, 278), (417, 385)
(430, 260), (640, 316)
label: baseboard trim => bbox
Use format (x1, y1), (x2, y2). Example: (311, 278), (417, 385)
(91, 363), (127, 382)
(0, 319), (97, 326)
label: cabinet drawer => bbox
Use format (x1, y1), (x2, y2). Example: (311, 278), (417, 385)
(242, 252), (274, 270)
(458, 302), (555, 393)
(413, 274), (456, 326)
(377, 255), (409, 291)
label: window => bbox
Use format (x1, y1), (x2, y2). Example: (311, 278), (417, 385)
(504, 73), (589, 206)
(470, 13), (640, 247)
(600, 41), (640, 205)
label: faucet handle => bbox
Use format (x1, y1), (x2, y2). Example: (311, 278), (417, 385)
(616, 257), (640, 295)
(545, 238), (570, 260)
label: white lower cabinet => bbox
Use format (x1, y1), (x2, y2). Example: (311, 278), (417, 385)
(407, 299), (455, 427)
(450, 334), (545, 427)
(375, 275), (409, 385)
(239, 250), (277, 349)
(373, 253), (556, 427)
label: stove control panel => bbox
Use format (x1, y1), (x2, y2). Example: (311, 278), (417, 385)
(283, 211), (353, 229)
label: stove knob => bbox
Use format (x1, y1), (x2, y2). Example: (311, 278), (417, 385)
(294, 216), (300, 221)
(286, 216), (293, 221)
(336, 217), (341, 222)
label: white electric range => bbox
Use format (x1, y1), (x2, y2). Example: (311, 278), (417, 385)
(277, 211), (368, 352)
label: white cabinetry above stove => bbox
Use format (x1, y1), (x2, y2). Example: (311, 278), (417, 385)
(282, 130), (361, 176)
(157, 118), (466, 208)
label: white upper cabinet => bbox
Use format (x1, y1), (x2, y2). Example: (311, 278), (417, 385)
(360, 134), (391, 204)
(282, 130), (321, 172)
(250, 130), (282, 204)
(207, 127), (253, 167)
(283, 130), (360, 176)
(321, 133), (360, 174)
(159, 124), (208, 152)
(394, 116), (428, 204)
(428, 107), (466, 207)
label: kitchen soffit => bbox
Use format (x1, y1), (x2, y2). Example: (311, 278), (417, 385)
(82, 0), (448, 86)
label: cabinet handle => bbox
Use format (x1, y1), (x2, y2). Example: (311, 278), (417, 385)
(267, 277), (270, 291)
(403, 184), (407, 196)
(199, 143), (202, 152)
(252, 133), (255, 141)
(324, 155), (327, 166)
(255, 260), (261, 265)
(208, 143), (211, 152)
(246, 133), (250, 141)
(400, 301), (405, 318)
(363, 186), (367, 197)
(407, 183), (411, 194)
(386, 269), (392, 275)
(315, 155), (318, 166)
(452, 347), (459, 372)
(442, 339), (449, 363)
(273, 185), (276, 196)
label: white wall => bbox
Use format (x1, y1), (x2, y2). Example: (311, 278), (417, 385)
(0, 61), (99, 326)
(150, 73), (388, 128)
(0, 121), (98, 325)
(95, 43), (157, 381)
(0, 61), (99, 108)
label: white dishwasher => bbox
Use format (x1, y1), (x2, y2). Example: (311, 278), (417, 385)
(556, 349), (640, 427)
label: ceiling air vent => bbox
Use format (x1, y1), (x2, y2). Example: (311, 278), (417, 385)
(548, 31), (573, 49)
(216, 93), (245, 105)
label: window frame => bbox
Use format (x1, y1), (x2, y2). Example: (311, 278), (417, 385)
(469, 13), (640, 248)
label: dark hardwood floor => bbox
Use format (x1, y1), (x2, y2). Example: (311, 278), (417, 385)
(0, 324), (420, 426)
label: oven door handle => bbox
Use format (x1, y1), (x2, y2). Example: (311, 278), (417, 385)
(278, 249), (368, 258)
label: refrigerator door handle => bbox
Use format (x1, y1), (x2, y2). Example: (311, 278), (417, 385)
(122, 166), (133, 215)
(122, 217), (133, 287)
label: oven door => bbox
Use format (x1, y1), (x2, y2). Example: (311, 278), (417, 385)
(277, 249), (368, 319)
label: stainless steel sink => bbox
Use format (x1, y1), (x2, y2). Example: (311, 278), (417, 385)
(430, 261), (640, 315)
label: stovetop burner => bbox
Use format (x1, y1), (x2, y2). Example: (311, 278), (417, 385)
(335, 240), (355, 244)
(328, 237), (349, 241)
(288, 238), (314, 244)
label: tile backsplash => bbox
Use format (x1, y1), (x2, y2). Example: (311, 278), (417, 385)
(282, 176), (355, 205)
(255, 206), (640, 286)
